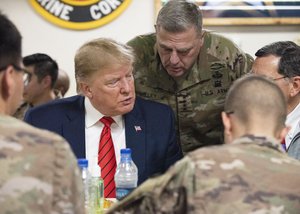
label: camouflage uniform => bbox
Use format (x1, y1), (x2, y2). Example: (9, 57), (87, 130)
(127, 31), (253, 153)
(108, 135), (300, 214)
(13, 102), (31, 120)
(14, 93), (62, 120)
(0, 116), (84, 214)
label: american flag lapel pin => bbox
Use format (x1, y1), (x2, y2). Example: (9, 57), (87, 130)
(134, 125), (142, 132)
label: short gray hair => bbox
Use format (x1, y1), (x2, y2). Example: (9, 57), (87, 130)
(156, 0), (203, 35)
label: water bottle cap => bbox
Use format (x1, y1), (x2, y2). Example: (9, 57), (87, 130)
(77, 158), (88, 167)
(120, 148), (131, 154)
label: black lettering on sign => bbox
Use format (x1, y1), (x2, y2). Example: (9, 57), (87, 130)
(29, 0), (131, 30)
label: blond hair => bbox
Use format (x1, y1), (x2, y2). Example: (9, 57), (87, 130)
(75, 38), (135, 89)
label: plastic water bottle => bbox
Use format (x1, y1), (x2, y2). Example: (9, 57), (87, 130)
(115, 148), (138, 200)
(88, 161), (104, 213)
(77, 159), (90, 212)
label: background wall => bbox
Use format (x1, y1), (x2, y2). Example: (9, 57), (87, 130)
(1, 0), (299, 96)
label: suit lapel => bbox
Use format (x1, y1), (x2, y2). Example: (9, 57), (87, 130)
(125, 101), (146, 179)
(63, 96), (86, 158)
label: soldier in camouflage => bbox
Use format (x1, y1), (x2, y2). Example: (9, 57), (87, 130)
(0, 12), (84, 214)
(127, 0), (253, 153)
(108, 75), (300, 214)
(13, 53), (61, 120)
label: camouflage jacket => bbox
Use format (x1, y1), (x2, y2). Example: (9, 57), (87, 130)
(14, 93), (62, 120)
(0, 116), (84, 214)
(108, 135), (300, 214)
(127, 31), (253, 153)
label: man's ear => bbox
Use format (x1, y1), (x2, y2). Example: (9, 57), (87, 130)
(79, 82), (92, 98)
(1, 66), (14, 100)
(42, 75), (52, 88)
(222, 112), (231, 133)
(154, 24), (160, 34)
(221, 111), (232, 144)
(290, 76), (300, 97)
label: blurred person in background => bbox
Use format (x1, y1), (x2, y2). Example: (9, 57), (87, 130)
(14, 53), (59, 120)
(54, 68), (70, 97)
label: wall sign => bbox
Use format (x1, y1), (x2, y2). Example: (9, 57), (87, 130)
(29, 0), (132, 30)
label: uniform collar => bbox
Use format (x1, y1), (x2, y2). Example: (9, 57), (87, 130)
(232, 134), (284, 152)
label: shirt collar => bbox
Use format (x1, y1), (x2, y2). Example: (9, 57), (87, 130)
(84, 98), (123, 128)
(286, 102), (300, 137)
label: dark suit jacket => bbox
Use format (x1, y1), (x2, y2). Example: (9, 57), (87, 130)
(287, 132), (300, 160)
(24, 95), (183, 185)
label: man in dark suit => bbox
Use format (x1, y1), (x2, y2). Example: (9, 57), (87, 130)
(24, 38), (183, 198)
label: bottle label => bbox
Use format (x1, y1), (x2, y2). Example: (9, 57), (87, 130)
(88, 177), (104, 212)
(116, 187), (135, 200)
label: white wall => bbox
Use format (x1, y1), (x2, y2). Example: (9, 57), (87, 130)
(209, 25), (300, 57)
(1, 0), (299, 96)
(0, 0), (155, 96)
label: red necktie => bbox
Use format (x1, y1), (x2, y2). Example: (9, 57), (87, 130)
(98, 117), (116, 198)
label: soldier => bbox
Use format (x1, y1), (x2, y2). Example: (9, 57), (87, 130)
(0, 12), (84, 213)
(13, 53), (60, 120)
(107, 75), (300, 213)
(127, 0), (253, 153)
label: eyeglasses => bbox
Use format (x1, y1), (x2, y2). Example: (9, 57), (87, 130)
(0, 64), (32, 86)
(247, 71), (288, 82)
(15, 65), (32, 86)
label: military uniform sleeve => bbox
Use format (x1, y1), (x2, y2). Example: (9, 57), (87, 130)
(127, 33), (156, 69)
(13, 102), (30, 120)
(227, 36), (254, 77)
(52, 138), (85, 214)
(107, 156), (194, 214)
(205, 31), (254, 79)
(243, 53), (254, 74)
(0, 117), (85, 214)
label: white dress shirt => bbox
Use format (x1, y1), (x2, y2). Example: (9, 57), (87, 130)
(285, 102), (300, 149)
(84, 98), (126, 173)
